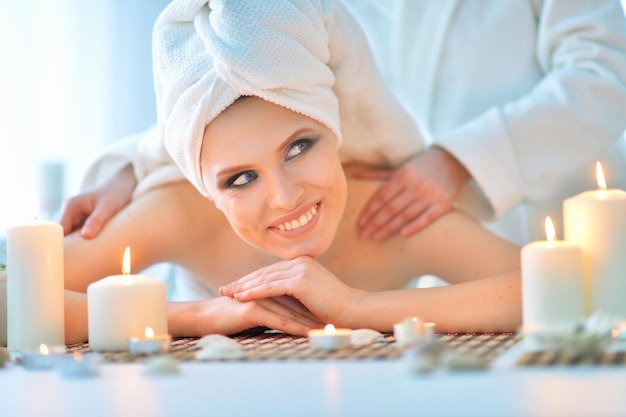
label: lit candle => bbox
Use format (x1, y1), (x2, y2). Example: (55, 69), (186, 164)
(521, 217), (585, 337)
(393, 317), (433, 347)
(564, 162), (626, 316)
(128, 326), (171, 356)
(87, 247), (167, 351)
(7, 219), (64, 352)
(308, 324), (352, 350)
(56, 351), (99, 378)
(21, 343), (65, 370)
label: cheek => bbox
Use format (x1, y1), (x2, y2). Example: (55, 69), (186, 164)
(218, 197), (261, 240)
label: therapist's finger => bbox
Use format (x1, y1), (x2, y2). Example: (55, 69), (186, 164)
(358, 183), (405, 232)
(360, 186), (421, 240)
(399, 202), (451, 237)
(353, 169), (393, 181)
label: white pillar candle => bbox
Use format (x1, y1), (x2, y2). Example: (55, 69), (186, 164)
(7, 219), (64, 352)
(521, 217), (585, 334)
(87, 247), (167, 352)
(564, 162), (626, 316)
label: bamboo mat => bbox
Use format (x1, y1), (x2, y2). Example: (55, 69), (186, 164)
(516, 350), (626, 367)
(66, 331), (520, 363)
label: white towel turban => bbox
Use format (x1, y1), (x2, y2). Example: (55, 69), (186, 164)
(153, 0), (423, 197)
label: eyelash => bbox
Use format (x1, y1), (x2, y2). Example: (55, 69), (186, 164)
(224, 138), (316, 189)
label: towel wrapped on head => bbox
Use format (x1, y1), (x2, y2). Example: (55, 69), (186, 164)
(151, 0), (423, 197)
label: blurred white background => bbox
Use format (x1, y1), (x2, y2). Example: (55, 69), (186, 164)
(0, 0), (169, 231)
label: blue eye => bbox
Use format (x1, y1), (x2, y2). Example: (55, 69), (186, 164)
(226, 170), (258, 188)
(286, 138), (315, 160)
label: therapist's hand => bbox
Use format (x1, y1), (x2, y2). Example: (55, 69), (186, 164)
(59, 164), (137, 238)
(356, 147), (470, 240)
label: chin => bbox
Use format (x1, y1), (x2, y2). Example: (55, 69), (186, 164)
(269, 239), (331, 260)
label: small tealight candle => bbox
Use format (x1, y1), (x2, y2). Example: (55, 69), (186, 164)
(21, 344), (65, 370)
(308, 324), (352, 351)
(56, 351), (100, 378)
(129, 327), (171, 356)
(394, 317), (433, 347)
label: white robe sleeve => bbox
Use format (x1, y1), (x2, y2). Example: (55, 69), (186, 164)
(80, 123), (186, 198)
(436, 0), (626, 221)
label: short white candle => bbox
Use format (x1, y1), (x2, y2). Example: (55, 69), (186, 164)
(20, 343), (66, 370)
(564, 162), (626, 316)
(521, 217), (585, 338)
(308, 324), (352, 350)
(55, 351), (99, 378)
(87, 247), (167, 352)
(128, 326), (171, 356)
(7, 219), (65, 352)
(393, 317), (431, 347)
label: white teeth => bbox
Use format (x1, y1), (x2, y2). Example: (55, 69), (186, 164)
(276, 205), (318, 231)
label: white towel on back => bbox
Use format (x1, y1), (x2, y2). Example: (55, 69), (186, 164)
(145, 0), (423, 197)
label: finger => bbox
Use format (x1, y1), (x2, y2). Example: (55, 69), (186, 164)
(273, 296), (323, 325)
(233, 277), (300, 303)
(370, 198), (431, 240)
(59, 205), (86, 236)
(80, 200), (122, 239)
(221, 261), (295, 296)
(253, 299), (319, 335)
(358, 182), (405, 228)
(352, 169), (393, 180)
(400, 203), (451, 238)
(258, 298), (322, 328)
(361, 189), (425, 239)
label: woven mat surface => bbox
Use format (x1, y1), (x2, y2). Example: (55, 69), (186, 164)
(66, 331), (520, 363)
(516, 350), (626, 367)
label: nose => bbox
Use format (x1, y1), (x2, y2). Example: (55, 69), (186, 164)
(266, 169), (304, 210)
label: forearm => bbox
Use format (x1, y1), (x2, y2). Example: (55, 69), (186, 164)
(349, 270), (521, 333)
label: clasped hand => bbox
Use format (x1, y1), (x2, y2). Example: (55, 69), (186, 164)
(220, 256), (366, 330)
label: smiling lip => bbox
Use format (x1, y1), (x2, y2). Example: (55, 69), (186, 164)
(271, 203), (320, 234)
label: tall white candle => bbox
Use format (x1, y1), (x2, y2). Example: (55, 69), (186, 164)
(87, 247), (167, 351)
(522, 217), (585, 334)
(564, 162), (626, 316)
(7, 219), (65, 352)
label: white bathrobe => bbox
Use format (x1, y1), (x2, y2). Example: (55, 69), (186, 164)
(342, 0), (626, 243)
(83, 0), (423, 200)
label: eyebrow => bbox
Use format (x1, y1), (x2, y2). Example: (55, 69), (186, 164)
(212, 127), (319, 180)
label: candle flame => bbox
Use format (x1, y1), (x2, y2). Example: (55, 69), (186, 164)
(122, 246), (131, 275)
(324, 324), (336, 334)
(544, 216), (556, 242)
(596, 161), (607, 190)
(39, 344), (49, 355)
(145, 327), (155, 338)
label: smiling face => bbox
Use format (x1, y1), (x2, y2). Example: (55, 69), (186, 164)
(200, 96), (347, 259)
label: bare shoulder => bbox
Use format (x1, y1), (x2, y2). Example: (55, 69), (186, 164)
(340, 166), (520, 285)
